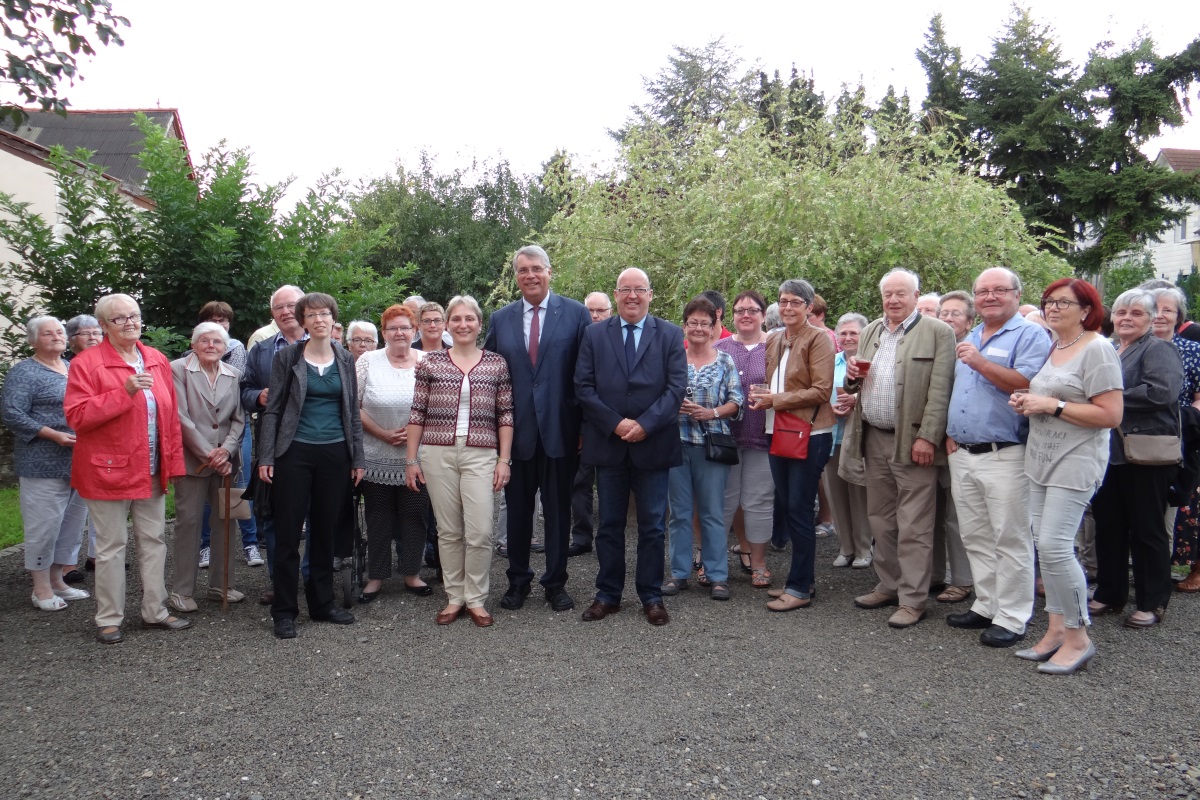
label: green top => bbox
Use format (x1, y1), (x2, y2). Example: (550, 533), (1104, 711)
(294, 362), (345, 445)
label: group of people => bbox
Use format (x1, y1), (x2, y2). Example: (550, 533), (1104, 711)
(5, 248), (1196, 675)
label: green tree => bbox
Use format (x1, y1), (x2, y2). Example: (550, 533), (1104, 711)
(1, 0), (129, 128)
(915, 13), (967, 136)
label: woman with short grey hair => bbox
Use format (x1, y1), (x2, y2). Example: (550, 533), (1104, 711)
(2, 316), (90, 611)
(826, 312), (873, 569)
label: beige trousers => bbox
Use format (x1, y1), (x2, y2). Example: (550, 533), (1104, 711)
(86, 481), (169, 628)
(864, 426), (937, 609)
(824, 445), (872, 559)
(421, 437), (496, 608)
(172, 472), (237, 599)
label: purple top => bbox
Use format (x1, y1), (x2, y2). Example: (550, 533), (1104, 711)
(715, 337), (769, 451)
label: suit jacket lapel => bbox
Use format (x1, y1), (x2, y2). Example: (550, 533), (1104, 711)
(607, 317), (629, 375)
(532, 294), (562, 378)
(632, 316), (655, 372)
(510, 301), (533, 376)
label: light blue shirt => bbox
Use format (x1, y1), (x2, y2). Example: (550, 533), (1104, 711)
(623, 315), (647, 351)
(832, 351), (848, 446)
(946, 313), (1051, 445)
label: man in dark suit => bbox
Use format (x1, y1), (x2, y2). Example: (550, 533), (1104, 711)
(575, 268), (687, 626)
(484, 245), (591, 612)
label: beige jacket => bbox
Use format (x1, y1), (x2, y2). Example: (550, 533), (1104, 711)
(764, 325), (836, 431)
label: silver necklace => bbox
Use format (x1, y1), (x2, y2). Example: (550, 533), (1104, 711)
(1055, 330), (1086, 350)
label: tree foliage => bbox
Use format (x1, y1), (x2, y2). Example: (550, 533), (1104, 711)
(543, 109), (1068, 322)
(1, 0), (129, 129)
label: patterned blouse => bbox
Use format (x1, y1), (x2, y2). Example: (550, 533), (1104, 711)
(1, 358), (73, 479)
(409, 349), (513, 449)
(677, 350), (744, 447)
(1172, 334), (1200, 411)
(357, 348), (423, 485)
(714, 337), (768, 451)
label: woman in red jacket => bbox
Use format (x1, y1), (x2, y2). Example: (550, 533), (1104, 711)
(64, 294), (189, 645)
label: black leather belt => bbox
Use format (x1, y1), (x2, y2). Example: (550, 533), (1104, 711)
(961, 441), (1019, 455)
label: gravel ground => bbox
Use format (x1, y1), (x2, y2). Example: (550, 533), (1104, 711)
(2, 508), (1198, 800)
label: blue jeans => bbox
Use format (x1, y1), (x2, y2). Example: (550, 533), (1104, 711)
(668, 444), (731, 582)
(594, 457), (670, 605)
(201, 424), (258, 550)
(769, 432), (833, 600)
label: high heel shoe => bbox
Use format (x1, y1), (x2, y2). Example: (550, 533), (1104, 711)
(1037, 642), (1096, 675)
(1014, 643), (1061, 662)
(32, 592), (67, 611)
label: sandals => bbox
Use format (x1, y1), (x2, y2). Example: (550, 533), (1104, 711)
(692, 548), (702, 574)
(662, 578), (689, 596)
(697, 569), (712, 589)
(751, 568), (772, 588)
(936, 585), (971, 604)
(730, 544), (753, 574)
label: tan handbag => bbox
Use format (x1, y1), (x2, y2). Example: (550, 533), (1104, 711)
(218, 486), (253, 520)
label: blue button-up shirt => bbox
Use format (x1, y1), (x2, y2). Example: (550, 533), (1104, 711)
(946, 313), (1051, 445)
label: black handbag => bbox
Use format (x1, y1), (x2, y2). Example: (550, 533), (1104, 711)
(703, 427), (739, 465)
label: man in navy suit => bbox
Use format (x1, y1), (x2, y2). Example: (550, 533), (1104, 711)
(575, 268), (687, 626)
(484, 245), (591, 612)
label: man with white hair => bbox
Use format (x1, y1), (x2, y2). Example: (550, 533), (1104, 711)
(842, 268), (956, 629)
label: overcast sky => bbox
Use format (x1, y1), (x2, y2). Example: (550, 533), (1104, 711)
(62, 0), (1199, 201)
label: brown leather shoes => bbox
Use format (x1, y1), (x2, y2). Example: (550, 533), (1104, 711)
(258, 589), (275, 606)
(141, 615), (192, 631)
(887, 606), (927, 628)
(581, 600), (621, 621)
(1176, 570), (1200, 593)
(466, 607), (494, 628)
(436, 605), (464, 625)
(1122, 609), (1165, 629)
(643, 601), (670, 626)
(854, 591), (899, 610)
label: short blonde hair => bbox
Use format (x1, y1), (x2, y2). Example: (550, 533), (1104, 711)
(445, 295), (482, 321)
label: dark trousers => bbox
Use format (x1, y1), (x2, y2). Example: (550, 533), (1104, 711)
(1092, 462), (1176, 612)
(769, 433), (833, 599)
(271, 441), (350, 621)
(594, 455), (670, 605)
(571, 462), (597, 548)
(505, 438), (574, 592)
(362, 481), (429, 580)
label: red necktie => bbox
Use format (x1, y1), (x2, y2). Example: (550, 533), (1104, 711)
(529, 305), (540, 365)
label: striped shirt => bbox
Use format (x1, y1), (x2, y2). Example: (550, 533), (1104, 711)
(860, 309), (919, 431)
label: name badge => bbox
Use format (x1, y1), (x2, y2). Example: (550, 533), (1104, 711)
(986, 346), (1010, 358)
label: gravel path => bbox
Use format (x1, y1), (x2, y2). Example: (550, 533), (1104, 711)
(2, 513), (1198, 799)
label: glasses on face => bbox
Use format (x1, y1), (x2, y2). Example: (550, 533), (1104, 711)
(684, 321), (713, 330)
(586, 307), (610, 315)
(1157, 306), (1179, 316)
(271, 303), (296, 314)
(107, 314), (141, 326)
(72, 330), (103, 338)
(939, 310), (969, 319)
(196, 337), (225, 348)
(615, 287), (650, 296)
(1042, 298), (1081, 310)
(516, 265), (548, 277)
(974, 287), (1017, 298)
(777, 299), (806, 308)
(304, 310), (333, 320)
(350, 337), (377, 345)
(421, 318), (443, 326)
(383, 326), (414, 334)
(732, 307), (763, 316)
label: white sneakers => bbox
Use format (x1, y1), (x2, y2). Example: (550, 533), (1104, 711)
(852, 555), (873, 569)
(832, 554), (852, 568)
(244, 545), (264, 567)
(198, 547), (210, 569)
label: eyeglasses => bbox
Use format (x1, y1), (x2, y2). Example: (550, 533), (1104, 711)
(586, 307), (611, 314)
(615, 287), (650, 296)
(516, 266), (548, 276)
(383, 326), (414, 334)
(350, 337), (377, 345)
(1156, 307), (1179, 316)
(72, 330), (103, 338)
(271, 303), (296, 313)
(1041, 299), (1081, 310)
(974, 287), (1017, 298)
(304, 310), (333, 320)
(777, 299), (807, 308)
(196, 337), (226, 348)
(107, 314), (141, 325)
(421, 318), (444, 326)
(939, 310), (969, 319)
(684, 321), (713, 330)
(732, 307), (763, 316)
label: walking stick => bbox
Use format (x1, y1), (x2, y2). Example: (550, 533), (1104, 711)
(221, 473), (232, 613)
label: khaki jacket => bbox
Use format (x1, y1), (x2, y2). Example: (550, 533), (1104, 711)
(764, 325), (836, 431)
(842, 313), (955, 466)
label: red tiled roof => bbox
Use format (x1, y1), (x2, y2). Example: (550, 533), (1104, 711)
(1157, 148), (1200, 174)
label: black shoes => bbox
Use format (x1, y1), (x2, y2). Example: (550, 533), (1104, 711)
(314, 607), (355, 625)
(946, 610), (993, 630)
(567, 543), (592, 557)
(530, 540), (546, 554)
(547, 589), (575, 612)
(404, 583), (433, 597)
(273, 618), (297, 639)
(980, 625), (1025, 648)
(500, 584), (531, 610)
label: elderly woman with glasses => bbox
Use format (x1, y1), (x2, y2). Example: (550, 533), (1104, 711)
(346, 320), (379, 361)
(65, 294), (189, 644)
(750, 279), (836, 612)
(258, 292), (366, 639)
(826, 312), (873, 570)
(1087, 289), (1184, 631)
(2, 316), (90, 612)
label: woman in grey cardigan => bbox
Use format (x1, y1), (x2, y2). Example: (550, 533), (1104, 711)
(1089, 289), (1184, 629)
(258, 293), (365, 639)
(1, 316), (90, 611)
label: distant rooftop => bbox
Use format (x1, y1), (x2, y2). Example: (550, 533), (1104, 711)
(1156, 148), (1200, 174)
(7, 109), (189, 193)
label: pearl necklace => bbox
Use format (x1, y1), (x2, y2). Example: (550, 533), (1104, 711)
(1055, 330), (1086, 350)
